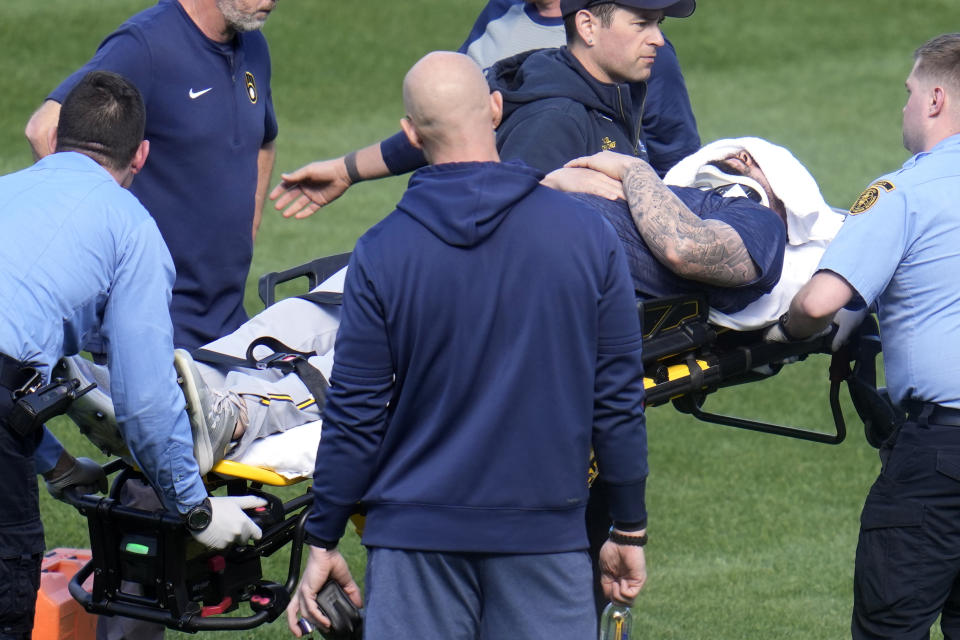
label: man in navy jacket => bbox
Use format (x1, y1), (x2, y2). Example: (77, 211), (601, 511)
(286, 51), (649, 640)
(270, 0), (699, 219)
(459, 0), (698, 175)
(488, 0), (698, 174)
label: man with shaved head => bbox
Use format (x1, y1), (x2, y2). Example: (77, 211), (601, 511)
(286, 51), (649, 640)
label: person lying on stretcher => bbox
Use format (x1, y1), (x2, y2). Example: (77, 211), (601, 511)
(61, 138), (848, 474)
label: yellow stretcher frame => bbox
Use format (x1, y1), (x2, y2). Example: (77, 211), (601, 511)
(209, 459), (302, 487)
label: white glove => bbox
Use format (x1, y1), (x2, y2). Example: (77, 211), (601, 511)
(830, 308), (868, 352)
(191, 495), (267, 549)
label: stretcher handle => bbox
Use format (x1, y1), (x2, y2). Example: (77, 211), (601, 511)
(679, 392), (846, 444)
(258, 252), (351, 307)
(62, 486), (183, 528)
(672, 333), (847, 444)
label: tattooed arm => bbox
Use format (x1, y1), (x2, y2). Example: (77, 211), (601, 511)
(566, 152), (759, 286)
(620, 160), (758, 285)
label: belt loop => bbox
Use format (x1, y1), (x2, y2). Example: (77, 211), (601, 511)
(917, 402), (934, 427)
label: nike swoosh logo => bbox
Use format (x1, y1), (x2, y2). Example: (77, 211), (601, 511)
(188, 87), (212, 99)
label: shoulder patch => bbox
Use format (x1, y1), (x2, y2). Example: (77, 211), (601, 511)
(873, 179), (895, 192)
(849, 186), (880, 215)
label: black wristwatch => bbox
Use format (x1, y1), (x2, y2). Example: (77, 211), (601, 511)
(185, 497), (213, 532)
(777, 312), (802, 342)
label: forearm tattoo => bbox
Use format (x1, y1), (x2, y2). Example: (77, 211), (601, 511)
(622, 162), (759, 286)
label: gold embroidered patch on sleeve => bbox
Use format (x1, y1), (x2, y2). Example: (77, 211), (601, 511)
(874, 179), (895, 192)
(849, 186), (880, 214)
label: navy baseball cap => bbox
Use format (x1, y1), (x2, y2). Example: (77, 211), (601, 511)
(560, 0), (696, 18)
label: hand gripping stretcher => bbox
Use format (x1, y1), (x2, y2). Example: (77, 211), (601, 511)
(62, 252), (895, 633)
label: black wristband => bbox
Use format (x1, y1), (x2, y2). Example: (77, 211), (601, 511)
(343, 151), (362, 185)
(609, 529), (648, 547)
(304, 532), (339, 550)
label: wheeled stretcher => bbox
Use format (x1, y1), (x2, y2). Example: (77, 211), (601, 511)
(63, 252), (889, 632)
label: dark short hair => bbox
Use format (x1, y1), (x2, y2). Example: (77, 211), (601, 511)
(913, 34), (960, 99)
(56, 70), (145, 171)
(563, 2), (618, 44)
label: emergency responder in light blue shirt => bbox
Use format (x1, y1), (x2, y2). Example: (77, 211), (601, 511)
(0, 71), (263, 640)
(770, 34), (960, 639)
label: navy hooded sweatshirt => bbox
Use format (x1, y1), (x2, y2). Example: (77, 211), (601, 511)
(382, 43), (699, 178)
(307, 161), (648, 554)
(488, 47), (699, 175)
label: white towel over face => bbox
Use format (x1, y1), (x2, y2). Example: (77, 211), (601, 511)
(664, 137), (845, 330)
(665, 137), (844, 245)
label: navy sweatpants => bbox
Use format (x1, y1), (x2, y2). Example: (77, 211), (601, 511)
(363, 548), (596, 640)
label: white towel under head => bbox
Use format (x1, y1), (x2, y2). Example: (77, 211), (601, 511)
(664, 137), (845, 330)
(664, 137), (843, 246)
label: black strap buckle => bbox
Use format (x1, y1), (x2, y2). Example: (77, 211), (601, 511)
(244, 337), (330, 404)
(246, 337), (312, 374)
(254, 352), (303, 373)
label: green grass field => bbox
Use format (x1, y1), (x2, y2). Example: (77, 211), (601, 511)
(2, 1), (958, 638)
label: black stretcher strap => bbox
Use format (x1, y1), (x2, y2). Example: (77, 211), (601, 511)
(246, 337), (329, 404)
(296, 291), (342, 306)
(684, 353), (704, 390)
(191, 349), (250, 370)
(192, 288), (343, 403)
(192, 337), (329, 407)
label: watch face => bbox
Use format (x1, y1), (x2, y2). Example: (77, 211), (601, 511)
(187, 502), (212, 531)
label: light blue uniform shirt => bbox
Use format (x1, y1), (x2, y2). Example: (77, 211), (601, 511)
(0, 152), (207, 513)
(818, 133), (960, 409)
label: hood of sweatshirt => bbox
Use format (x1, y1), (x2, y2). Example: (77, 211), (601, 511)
(396, 161), (544, 248)
(486, 47), (646, 131)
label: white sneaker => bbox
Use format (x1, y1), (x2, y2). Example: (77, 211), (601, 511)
(173, 349), (239, 475)
(56, 357), (131, 461)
